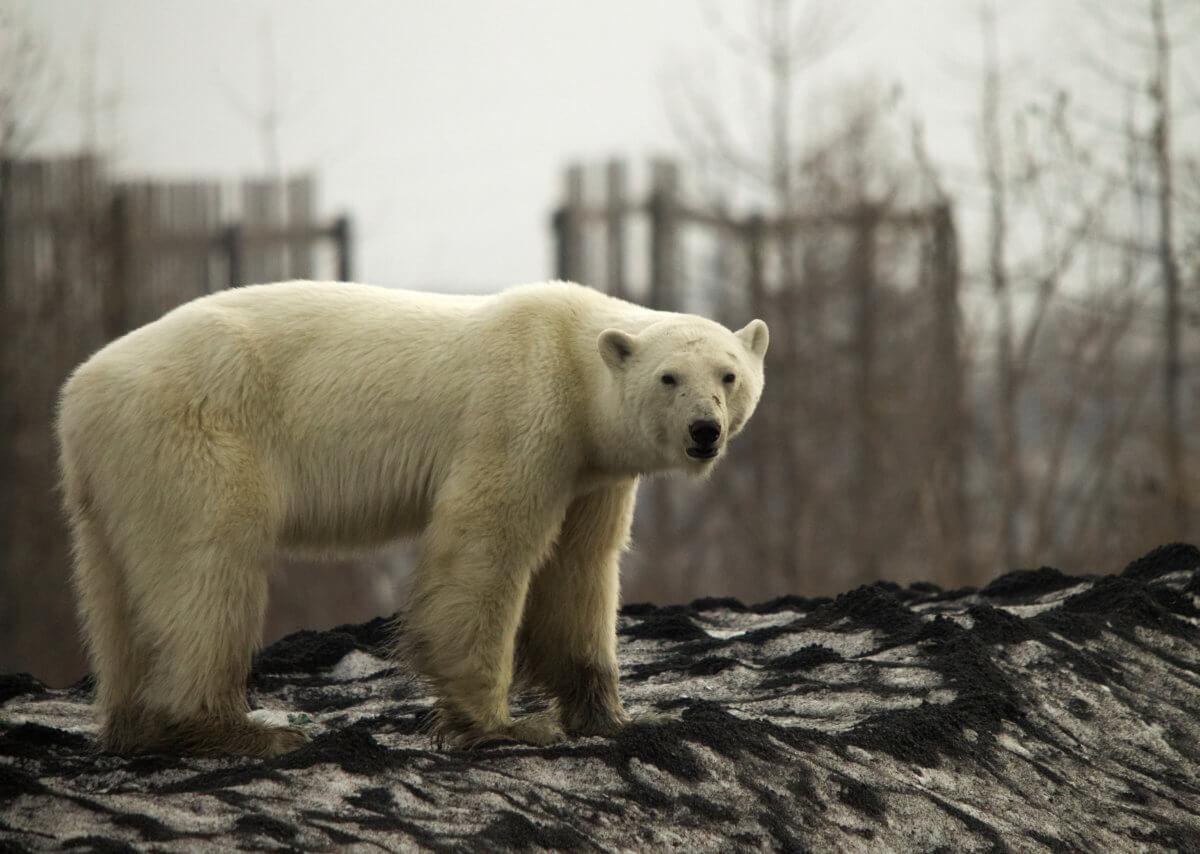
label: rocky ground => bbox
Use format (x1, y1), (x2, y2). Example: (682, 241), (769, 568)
(3, 544), (1200, 852)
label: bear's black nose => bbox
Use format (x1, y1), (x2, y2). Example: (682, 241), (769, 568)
(689, 419), (721, 446)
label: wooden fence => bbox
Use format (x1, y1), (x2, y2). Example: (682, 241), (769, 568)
(0, 155), (354, 684)
(551, 159), (967, 600)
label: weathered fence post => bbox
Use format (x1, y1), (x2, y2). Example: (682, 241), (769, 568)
(105, 190), (130, 339)
(930, 202), (969, 582)
(334, 215), (353, 282)
(551, 209), (567, 282)
(287, 175), (314, 280)
(852, 205), (880, 584)
(0, 158), (9, 300)
(647, 159), (679, 310)
(642, 160), (682, 577)
(0, 157), (10, 648)
(243, 179), (282, 285)
(745, 213), (766, 318)
(553, 164), (585, 283)
(742, 211), (780, 582)
(605, 160), (627, 300)
(223, 224), (243, 289)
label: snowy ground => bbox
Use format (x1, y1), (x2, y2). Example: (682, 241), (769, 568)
(3, 544), (1200, 852)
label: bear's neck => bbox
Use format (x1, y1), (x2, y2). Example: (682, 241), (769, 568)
(582, 377), (657, 481)
(568, 298), (674, 480)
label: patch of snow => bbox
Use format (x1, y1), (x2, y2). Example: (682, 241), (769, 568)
(330, 649), (393, 681)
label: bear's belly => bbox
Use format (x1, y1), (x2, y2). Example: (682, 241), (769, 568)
(271, 448), (437, 555)
(277, 493), (430, 555)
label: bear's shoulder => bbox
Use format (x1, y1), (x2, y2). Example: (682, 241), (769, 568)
(490, 281), (655, 333)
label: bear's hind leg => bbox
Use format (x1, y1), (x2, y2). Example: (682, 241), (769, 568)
(517, 481), (638, 737)
(126, 534), (307, 758)
(68, 513), (147, 753)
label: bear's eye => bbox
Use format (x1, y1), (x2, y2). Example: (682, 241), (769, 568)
(661, 373), (677, 386)
(723, 373), (736, 384)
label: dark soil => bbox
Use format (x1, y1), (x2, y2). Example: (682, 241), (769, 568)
(3, 545), (1200, 851)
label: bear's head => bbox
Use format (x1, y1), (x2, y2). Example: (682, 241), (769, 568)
(598, 315), (768, 476)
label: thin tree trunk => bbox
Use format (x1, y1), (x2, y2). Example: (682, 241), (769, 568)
(1150, 0), (1187, 533)
(981, 2), (1022, 571)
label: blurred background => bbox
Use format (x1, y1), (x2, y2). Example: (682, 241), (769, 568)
(3, 0), (1199, 685)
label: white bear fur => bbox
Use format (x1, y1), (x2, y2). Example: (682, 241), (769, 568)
(57, 280), (768, 756)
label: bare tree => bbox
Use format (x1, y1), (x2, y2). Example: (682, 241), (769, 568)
(644, 0), (970, 602)
(0, 7), (56, 159)
(1073, 0), (1200, 548)
(658, 0), (860, 599)
(1148, 0), (1187, 532)
(969, 0), (1200, 575)
(216, 17), (299, 179)
(978, 1), (1022, 572)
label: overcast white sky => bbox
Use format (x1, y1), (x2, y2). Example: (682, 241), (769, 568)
(22, 1), (1131, 292)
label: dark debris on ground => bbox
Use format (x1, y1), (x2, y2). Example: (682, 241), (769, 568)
(4, 545), (1200, 852)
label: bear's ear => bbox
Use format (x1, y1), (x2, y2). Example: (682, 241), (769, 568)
(735, 319), (769, 360)
(598, 328), (637, 371)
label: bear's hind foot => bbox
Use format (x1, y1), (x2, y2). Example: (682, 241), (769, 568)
(175, 719), (311, 758)
(254, 724), (312, 758)
(627, 709), (682, 727)
(504, 709), (567, 747)
(565, 707), (681, 738)
(429, 706), (565, 750)
(101, 711), (310, 758)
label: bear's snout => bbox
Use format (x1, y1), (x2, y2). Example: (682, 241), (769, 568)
(686, 419), (722, 460)
(689, 419), (721, 446)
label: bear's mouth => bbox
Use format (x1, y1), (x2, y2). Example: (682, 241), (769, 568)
(686, 445), (720, 460)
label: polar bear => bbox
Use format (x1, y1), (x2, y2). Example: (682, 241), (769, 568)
(57, 280), (768, 756)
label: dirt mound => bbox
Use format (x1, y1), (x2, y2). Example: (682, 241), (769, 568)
(3, 545), (1200, 851)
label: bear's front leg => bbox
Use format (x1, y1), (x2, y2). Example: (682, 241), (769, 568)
(518, 481), (640, 737)
(404, 474), (570, 749)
